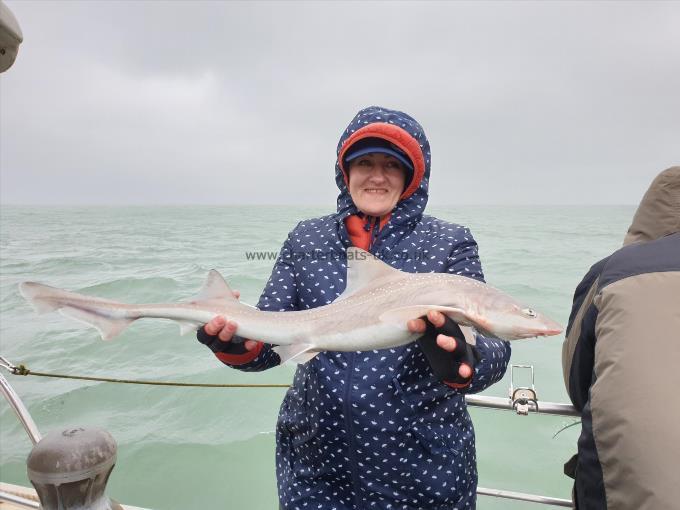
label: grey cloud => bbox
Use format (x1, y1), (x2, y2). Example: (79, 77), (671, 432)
(1, 0), (678, 206)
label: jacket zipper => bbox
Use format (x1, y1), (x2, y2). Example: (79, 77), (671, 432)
(369, 216), (384, 253)
(362, 215), (383, 253)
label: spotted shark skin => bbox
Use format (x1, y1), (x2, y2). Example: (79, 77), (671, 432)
(19, 248), (562, 363)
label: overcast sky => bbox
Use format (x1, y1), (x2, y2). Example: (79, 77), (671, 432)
(1, 1), (678, 206)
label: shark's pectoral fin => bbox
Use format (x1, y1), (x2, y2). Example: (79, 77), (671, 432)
(176, 320), (204, 336)
(59, 306), (134, 341)
(379, 305), (473, 330)
(273, 344), (318, 365)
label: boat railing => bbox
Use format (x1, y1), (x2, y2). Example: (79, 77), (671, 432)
(466, 393), (579, 417)
(466, 395), (577, 507)
(0, 488), (39, 509)
(0, 359), (41, 445)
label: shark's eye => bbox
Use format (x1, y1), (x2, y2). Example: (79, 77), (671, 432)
(522, 308), (537, 318)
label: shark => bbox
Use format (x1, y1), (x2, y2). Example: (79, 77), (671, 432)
(19, 248), (562, 363)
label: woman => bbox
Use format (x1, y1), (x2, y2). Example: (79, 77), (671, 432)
(198, 106), (511, 509)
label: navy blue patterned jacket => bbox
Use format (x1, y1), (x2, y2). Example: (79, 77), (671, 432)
(205, 107), (511, 510)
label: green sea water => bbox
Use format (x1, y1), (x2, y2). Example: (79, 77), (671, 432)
(0, 205), (634, 509)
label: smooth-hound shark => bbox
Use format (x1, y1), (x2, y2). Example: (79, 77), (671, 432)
(19, 248), (562, 363)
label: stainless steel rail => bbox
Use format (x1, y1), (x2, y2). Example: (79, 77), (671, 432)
(465, 394), (580, 417)
(477, 487), (572, 507)
(468, 393), (577, 507)
(0, 372), (42, 445)
(0, 490), (40, 509)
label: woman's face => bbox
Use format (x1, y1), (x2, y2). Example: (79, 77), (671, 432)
(348, 153), (406, 217)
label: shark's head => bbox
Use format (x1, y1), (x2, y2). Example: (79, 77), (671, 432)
(419, 281), (562, 341)
(472, 302), (563, 341)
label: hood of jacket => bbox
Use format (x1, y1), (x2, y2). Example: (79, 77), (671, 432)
(623, 166), (680, 246)
(334, 106), (431, 225)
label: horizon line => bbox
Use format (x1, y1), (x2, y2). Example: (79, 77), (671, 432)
(0, 202), (639, 208)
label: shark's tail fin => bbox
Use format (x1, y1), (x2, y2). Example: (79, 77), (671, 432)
(19, 281), (66, 314)
(19, 282), (133, 341)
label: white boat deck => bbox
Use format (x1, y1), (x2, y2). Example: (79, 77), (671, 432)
(0, 482), (150, 510)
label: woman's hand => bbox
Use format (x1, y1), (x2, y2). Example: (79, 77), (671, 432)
(202, 290), (262, 351)
(407, 310), (474, 379)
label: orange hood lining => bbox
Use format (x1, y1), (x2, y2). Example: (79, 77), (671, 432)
(338, 123), (426, 201)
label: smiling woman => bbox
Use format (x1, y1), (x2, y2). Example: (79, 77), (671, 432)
(196, 106), (512, 510)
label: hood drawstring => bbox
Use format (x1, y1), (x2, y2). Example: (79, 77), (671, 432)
(363, 215), (373, 232)
(369, 216), (380, 250)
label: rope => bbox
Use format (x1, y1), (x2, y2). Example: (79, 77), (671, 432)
(9, 364), (290, 388)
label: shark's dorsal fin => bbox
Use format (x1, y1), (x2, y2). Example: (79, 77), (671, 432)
(191, 270), (237, 302)
(337, 247), (404, 301)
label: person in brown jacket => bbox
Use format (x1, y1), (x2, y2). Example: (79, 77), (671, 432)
(562, 166), (680, 509)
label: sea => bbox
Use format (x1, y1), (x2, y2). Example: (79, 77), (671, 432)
(0, 205), (634, 509)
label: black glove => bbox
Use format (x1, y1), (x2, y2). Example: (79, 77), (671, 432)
(416, 315), (481, 387)
(196, 327), (251, 355)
